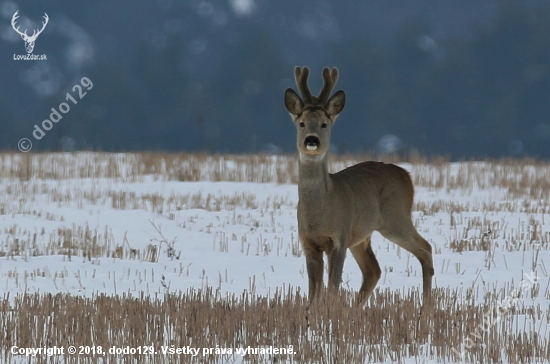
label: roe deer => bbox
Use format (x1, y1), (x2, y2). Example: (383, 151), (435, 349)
(284, 66), (434, 305)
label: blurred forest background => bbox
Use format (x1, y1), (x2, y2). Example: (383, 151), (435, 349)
(1, 0), (549, 158)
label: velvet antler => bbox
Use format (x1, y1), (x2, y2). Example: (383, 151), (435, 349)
(294, 66), (339, 107)
(317, 68), (339, 106)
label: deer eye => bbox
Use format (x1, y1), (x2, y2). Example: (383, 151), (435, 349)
(321, 123), (328, 128)
(299, 122), (305, 128)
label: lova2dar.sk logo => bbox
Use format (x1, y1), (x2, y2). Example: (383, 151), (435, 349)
(11, 10), (48, 60)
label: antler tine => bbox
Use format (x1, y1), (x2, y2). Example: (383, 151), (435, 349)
(317, 67), (339, 106)
(32, 13), (49, 38)
(40, 14), (49, 31)
(294, 66), (314, 105)
(11, 11), (27, 37)
(330, 68), (339, 83)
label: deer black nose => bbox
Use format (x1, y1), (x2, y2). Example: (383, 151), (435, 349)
(304, 136), (320, 150)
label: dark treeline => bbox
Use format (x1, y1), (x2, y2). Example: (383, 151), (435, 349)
(1, 0), (549, 158)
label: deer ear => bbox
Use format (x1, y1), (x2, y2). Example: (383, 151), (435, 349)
(284, 88), (304, 116)
(326, 90), (345, 117)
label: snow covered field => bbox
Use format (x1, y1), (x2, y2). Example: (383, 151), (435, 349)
(0, 153), (549, 363)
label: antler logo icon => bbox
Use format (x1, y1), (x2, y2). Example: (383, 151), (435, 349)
(11, 11), (49, 54)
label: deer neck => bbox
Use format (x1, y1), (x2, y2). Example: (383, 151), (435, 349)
(298, 153), (332, 204)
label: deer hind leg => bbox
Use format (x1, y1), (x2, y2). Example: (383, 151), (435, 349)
(303, 245), (324, 302)
(350, 236), (381, 304)
(378, 223), (434, 305)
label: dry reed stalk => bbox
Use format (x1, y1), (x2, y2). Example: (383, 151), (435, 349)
(0, 287), (548, 363)
(0, 152), (548, 192)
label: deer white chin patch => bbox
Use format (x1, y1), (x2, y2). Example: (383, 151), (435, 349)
(306, 145), (318, 151)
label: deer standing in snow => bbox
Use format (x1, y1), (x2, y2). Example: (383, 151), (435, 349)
(284, 66), (434, 305)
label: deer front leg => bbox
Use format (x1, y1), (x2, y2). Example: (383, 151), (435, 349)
(350, 238), (381, 304)
(303, 245), (324, 302)
(327, 244), (347, 293)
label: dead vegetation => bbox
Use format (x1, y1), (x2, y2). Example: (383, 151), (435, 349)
(0, 224), (144, 261)
(0, 287), (548, 364)
(2, 152), (550, 194)
(1, 152), (550, 363)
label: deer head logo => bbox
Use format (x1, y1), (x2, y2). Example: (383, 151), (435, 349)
(11, 11), (49, 54)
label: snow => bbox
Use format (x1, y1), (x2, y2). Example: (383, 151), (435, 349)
(0, 153), (549, 363)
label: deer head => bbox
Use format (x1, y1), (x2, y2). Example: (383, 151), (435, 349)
(284, 67), (345, 157)
(11, 11), (49, 54)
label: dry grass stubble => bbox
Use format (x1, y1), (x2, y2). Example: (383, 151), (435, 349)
(1, 287), (548, 364)
(1, 152), (550, 363)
